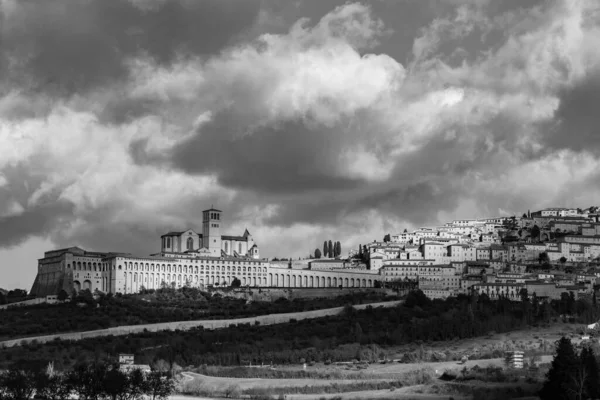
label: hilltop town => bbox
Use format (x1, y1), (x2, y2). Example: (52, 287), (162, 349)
(12, 205), (599, 311)
(360, 206), (600, 302)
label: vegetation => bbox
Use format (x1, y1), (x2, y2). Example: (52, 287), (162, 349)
(540, 337), (600, 400)
(322, 240), (342, 258)
(0, 289), (30, 305)
(0, 361), (174, 400)
(0, 288), (396, 341)
(2, 290), (599, 372)
(179, 367), (435, 398)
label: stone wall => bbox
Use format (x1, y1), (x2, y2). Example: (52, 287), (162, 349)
(29, 269), (73, 298)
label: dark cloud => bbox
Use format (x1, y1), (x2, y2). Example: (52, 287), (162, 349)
(0, 166), (74, 248)
(542, 74), (600, 153)
(4, 0), (263, 97)
(168, 115), (364, 194)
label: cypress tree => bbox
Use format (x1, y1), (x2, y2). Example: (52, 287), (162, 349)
(539, 337), (579, 400)
(328, 240), (333, 258)
(323, 241), (328, 258)
(582, 346), (599, 399)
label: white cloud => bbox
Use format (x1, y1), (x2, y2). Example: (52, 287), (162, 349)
(125, 2), (404, 133)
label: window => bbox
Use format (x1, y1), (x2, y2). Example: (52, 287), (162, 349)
(187, 237), (193, 251)
(167, 237), (171, 248)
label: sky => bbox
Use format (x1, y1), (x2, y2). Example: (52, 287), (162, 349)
(1, 0), (600, 290)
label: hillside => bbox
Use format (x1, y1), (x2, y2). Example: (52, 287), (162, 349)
(1, 289), (594, 372)
(0, 288), (7, 295)
(0, 287), (396, 341)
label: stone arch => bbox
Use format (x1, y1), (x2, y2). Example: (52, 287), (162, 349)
(242, 277), (247, 286)
(362, 279), (366, 287)
(269, 273), (273, 286)
(263, 277), (267, 286)
(321, 277), (325, 287)
(303, 276), (307, 287)
(310, 276), (314, 287)
(73, 280), (81, 292)
(344, 278), (349, 287)
(224, 242), (229, 254)
(83, 280), (92, 291)
(327, 277), (331, 287)
(253, 277), (257, 286)
(286, 275), (290, 287)
(368, 279), (372, 287)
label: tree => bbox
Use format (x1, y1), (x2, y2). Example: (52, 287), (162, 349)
(144, 371), (175, 400)
(67, 362), (108, 400)
(231, 277), (241, 288)
(57, 289), (69, 302)
(35, 371), (72, 400)
(560, 256), (567, 264)
(314, 248), (322, 259)
(323, 241), (328, 258)
(581, 346), (599, 399)
(358, 244), (362, 257)
(0, 291), (6, 305)
(539, 252), (550, 264)
(522, 213), (528, 219)
(383, 234), (391, 243)
(328, 240), (333, 258)
(531, 225), (541, 240)
(539, 337), (579, 400)
(7, 289), (27, 298)
(123, 368), (146, 400)
(354, 322), (363, 343)
(103, 368), (129, 400)
(0, 368), (37, 400)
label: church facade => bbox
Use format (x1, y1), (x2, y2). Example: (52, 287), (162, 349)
(30, 207), (382, 297)
(159, 208), (260, 259)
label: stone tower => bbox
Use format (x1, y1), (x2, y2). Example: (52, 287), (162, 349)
(202, 207), (222, 257)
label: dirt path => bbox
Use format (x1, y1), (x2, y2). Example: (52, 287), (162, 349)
(288, 389), (470, 400)
(365, 355), (553, 375)
(181, 371), (391, 390)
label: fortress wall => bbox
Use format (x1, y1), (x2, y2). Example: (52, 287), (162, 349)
(0, 300), (402, 349)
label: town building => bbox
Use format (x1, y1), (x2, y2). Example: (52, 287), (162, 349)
(30, 207), (384, 297)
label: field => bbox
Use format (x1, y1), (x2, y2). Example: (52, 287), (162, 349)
(172, 322), (579, 399)
(177, 352), (551, 399)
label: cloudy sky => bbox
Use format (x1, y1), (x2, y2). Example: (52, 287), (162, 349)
(1, 0), (600, 290)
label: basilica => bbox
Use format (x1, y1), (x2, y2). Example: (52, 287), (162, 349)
(30, 207), (382, 297)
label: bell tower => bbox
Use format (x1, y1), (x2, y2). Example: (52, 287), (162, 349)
(202, 207), (222, 257)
